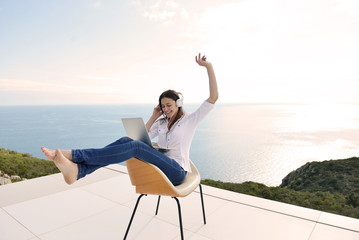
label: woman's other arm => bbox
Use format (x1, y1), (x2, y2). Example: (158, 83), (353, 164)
(195, 53), (219, 104)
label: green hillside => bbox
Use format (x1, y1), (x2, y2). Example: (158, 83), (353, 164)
(0, 148), (59, 180)
(202, 157), (359, 219)
(281, 157), (359, 195)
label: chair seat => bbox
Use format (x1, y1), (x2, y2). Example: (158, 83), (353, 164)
(126, 158), (201, 197)
(124, 157), (206, 240)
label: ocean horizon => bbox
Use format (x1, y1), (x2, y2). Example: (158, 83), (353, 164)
(1, 103), (359, 186)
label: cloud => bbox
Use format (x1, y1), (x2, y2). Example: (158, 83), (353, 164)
(0, 78), (62, 93)
(131, 0), (190, 24)
(332, 0), (359, 17)
(78, 75), (125, 82)
(90, 2), (102, 8)
(0, 77), (121, 95)
(0, 73), (162, 105)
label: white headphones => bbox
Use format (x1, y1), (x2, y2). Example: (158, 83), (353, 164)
(176, 92), (184, 107)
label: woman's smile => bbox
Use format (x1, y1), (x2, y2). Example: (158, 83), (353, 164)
(165, 110), (174, 118)
(161, 97), (178, 119)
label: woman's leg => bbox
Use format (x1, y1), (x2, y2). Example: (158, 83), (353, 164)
(41, 137), (135, 184)
(43, 137), (186, 185)
(53, 149), (78, 184)
(68, 137), (135, 179)
(71, 137), (134, 164)
(73, 139), (186, 185)
(41, 137), (133, 162)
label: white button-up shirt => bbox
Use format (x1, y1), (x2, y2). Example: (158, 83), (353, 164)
(148, 101), (214, 172)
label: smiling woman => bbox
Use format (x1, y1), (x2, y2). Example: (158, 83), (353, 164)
(40, 53), (218, 185)
(159, 90), (183, 121)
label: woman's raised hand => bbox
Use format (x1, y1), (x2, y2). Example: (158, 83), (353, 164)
(195, 53), (218, 104)
(153, 104), (162, 119)
(195, 53), (212, 68)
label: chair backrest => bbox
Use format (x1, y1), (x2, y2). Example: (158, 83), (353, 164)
(126, 158), (201, 197)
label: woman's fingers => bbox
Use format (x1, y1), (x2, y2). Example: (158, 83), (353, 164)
(195, 53), (208, 66)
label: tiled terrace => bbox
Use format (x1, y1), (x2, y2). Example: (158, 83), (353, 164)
(0, 164), (358, 240)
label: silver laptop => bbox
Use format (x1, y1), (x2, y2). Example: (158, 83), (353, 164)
(122, 117), (169, 153)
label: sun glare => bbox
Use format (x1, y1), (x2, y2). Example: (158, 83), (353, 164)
(274, 104), (359, 133)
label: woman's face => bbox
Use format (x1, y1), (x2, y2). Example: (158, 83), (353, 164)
(161, 97), (178, 119)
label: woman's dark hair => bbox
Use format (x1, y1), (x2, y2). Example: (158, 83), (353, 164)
(159, 89), (184, 130)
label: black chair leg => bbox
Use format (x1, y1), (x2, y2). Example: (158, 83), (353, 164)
(199, 184), (206, 224)
(155, 196), (161, 215)
(124, 188), (205, 240)
(124, 194), (146, 240)
(173, 197), (184, 240)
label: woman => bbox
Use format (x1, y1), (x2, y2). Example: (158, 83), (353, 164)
(41, 53), (218, 185)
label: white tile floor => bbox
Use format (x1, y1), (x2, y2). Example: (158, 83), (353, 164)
(0, 164), (358, 240)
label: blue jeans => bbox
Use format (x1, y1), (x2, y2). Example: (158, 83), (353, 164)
(72, 137), (186, 186)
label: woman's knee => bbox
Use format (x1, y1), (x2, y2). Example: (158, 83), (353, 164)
(114, 136), (133, 145)
(120, 136), (133, 142)
(105, 137), (133, 148)
(131, 140), (145, 150)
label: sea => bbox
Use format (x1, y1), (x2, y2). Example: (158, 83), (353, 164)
(1, 103), (359, 186)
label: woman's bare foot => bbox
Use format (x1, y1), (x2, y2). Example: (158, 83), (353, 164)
(53, 148), (78, 185)
(41, 147), (72, 161)
(41, 147), (56, 161)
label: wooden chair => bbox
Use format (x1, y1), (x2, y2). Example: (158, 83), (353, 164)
(124, 157), (206, 240)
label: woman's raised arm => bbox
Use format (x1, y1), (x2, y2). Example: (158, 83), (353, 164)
(195, 53), (219, 104)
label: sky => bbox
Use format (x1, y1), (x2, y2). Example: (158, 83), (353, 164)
(0, 0), (359, 105)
